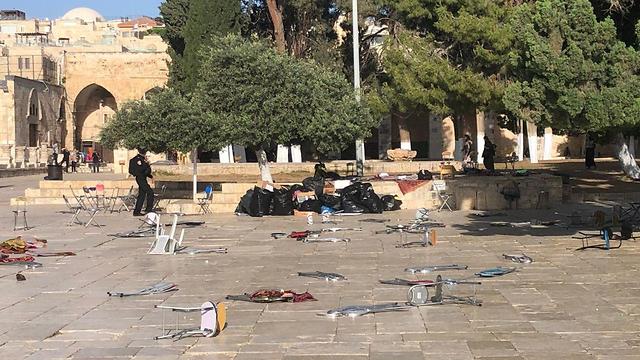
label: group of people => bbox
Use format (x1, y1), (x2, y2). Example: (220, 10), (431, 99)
(462, 133), (598, 170)
(56, 148), (102, 173)
(462, 134), (496, 171)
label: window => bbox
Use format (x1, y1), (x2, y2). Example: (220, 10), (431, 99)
(18, 57), (30, 70)
(29, 103), (38, 117)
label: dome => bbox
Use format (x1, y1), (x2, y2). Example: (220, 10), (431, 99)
(62, 7), (105, 22)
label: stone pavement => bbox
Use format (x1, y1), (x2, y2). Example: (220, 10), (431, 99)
(0, 202), (639, 359)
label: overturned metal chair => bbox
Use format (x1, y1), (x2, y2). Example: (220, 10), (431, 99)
(407, 275), (482, 306)
(155, 301), (226, 340)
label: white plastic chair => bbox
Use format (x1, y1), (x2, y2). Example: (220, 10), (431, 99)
(148, 214), (184, 255)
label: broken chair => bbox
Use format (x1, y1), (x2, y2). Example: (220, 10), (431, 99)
(407, 275), (482, 306)
(155, 301), (226, 340)
(107, 281), (178, 297)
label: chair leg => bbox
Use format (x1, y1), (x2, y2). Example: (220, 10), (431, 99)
(85, 210), (100, 228)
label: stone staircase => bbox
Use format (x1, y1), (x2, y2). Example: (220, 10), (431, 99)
(12, 178), (438, 214)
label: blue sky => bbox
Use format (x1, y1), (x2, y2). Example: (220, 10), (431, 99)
(1, 0), (163, 20)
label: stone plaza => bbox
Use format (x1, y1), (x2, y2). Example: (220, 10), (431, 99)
(1, 174), (639, 359)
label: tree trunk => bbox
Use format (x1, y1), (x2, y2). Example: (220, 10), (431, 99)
(616, 132), (640, 179)
(256, 148), (274, 186)
(266, 0), (286, 53)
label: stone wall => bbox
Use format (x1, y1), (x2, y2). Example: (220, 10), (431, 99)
(0, 75), (64, 168)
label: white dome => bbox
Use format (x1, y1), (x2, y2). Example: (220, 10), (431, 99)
(62, 7), (105, 22)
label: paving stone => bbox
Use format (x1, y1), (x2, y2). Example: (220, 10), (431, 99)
(0, 193), (639, 359)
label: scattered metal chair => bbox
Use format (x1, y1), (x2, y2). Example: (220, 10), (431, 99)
(12, 197), (29, 231)
(197, 184), (214, 214)
(62, 195), (83, 226)
(432, 180), (454, 212)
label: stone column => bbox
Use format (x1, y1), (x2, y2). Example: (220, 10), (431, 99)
(428, 114), (443, 159)
(219, 145), (234, 164)
(232, 145), (247, 163)
(476, 110), (486, 164)
(543, 127), (553, 160)
(0, 144), (12, 168)
(276, 145), (289, 163)
(397, 114), (412, 150)
(14, 146), (25, 168)
(517, 119), (524, 161)
(290, 145), (302, 163)
(526, 122), (539, 163)
(378, 115), (392, 159)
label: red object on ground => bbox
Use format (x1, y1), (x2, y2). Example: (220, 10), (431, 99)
(395, 180), (429, 195)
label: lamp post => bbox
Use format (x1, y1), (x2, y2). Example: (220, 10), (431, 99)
(353, 0), (365, 176)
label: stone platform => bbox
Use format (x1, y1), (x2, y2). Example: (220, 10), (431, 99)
(12, 174), (564, 214)
(1, 204), (639, 359)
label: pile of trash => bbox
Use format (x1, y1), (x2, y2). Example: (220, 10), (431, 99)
(235, 178), (402, 217)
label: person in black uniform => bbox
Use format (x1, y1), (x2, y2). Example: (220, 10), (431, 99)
(60, 148), (70, 172)
(129, 148), (154, 216)
(482, 136), (496, 171)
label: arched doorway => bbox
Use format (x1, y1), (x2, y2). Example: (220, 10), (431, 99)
(143, 86), (162, 100)
(73, 84), (117, 163)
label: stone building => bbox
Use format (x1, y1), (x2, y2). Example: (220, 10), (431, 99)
(0, 7), (168, 169)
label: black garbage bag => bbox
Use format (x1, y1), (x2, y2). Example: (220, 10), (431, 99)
(340, 182), (363, 199)
(341, 197), (366, 213)
(290, 184), (306, 193)
(417, 169), (433, 180)
(319, 194), (342, 211)
(381, 195), (402, 211)
(235, 188), (255, 214)
(270, 187), (294, 216)
(302, 176), (325, 198)
(298, 199), (322, 213)
(360, 187), (384, 214)
(248, 186), (273, 217)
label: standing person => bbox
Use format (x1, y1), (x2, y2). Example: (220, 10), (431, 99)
(129, 148), (154, 216)
(92, 152), (101, 173)
(86, 151), (93, 172)
(482, 136), (496, 171)
(60, 148), (70, 172)
(462, 134), (474, 164)
(585, 135), (597, 169)
(70, 149), (78, 173)
(51, 142), (59, 165)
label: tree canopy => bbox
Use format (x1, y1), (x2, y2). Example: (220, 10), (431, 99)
(100, 89), (204, 153)
(503, 0), (640, 132)
(193, 35), (376, 155)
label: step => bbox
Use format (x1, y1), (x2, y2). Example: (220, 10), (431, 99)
(39, 179), (135, 189)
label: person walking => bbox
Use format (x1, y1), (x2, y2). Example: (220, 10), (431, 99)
(462, 134), (473, 164)
(92, 152), (101, 173)
(482, 136), (496, 171)
(585, 135), (597, 169)
(129, 148), (154, 216)
(70, 149), (78, 173)
(60, 148), (70, 172)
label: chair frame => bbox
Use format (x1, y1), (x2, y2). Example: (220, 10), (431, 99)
(197, 184), (214, 214)
(432, 180), (454, 212)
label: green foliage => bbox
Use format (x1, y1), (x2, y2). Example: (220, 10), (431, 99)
(193, 35), (377, 155)
(100, 89), (204, 153)
(181, 0), (242, 92)
(372, 0), (513, 116)
(503, 0), (640, 132)
(159, 0), (190, 91)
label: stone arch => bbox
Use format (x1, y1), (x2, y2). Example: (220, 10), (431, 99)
(26, 89), (42, 147)
(73, 83), (117, 163)
(142, 86), (162, 100)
